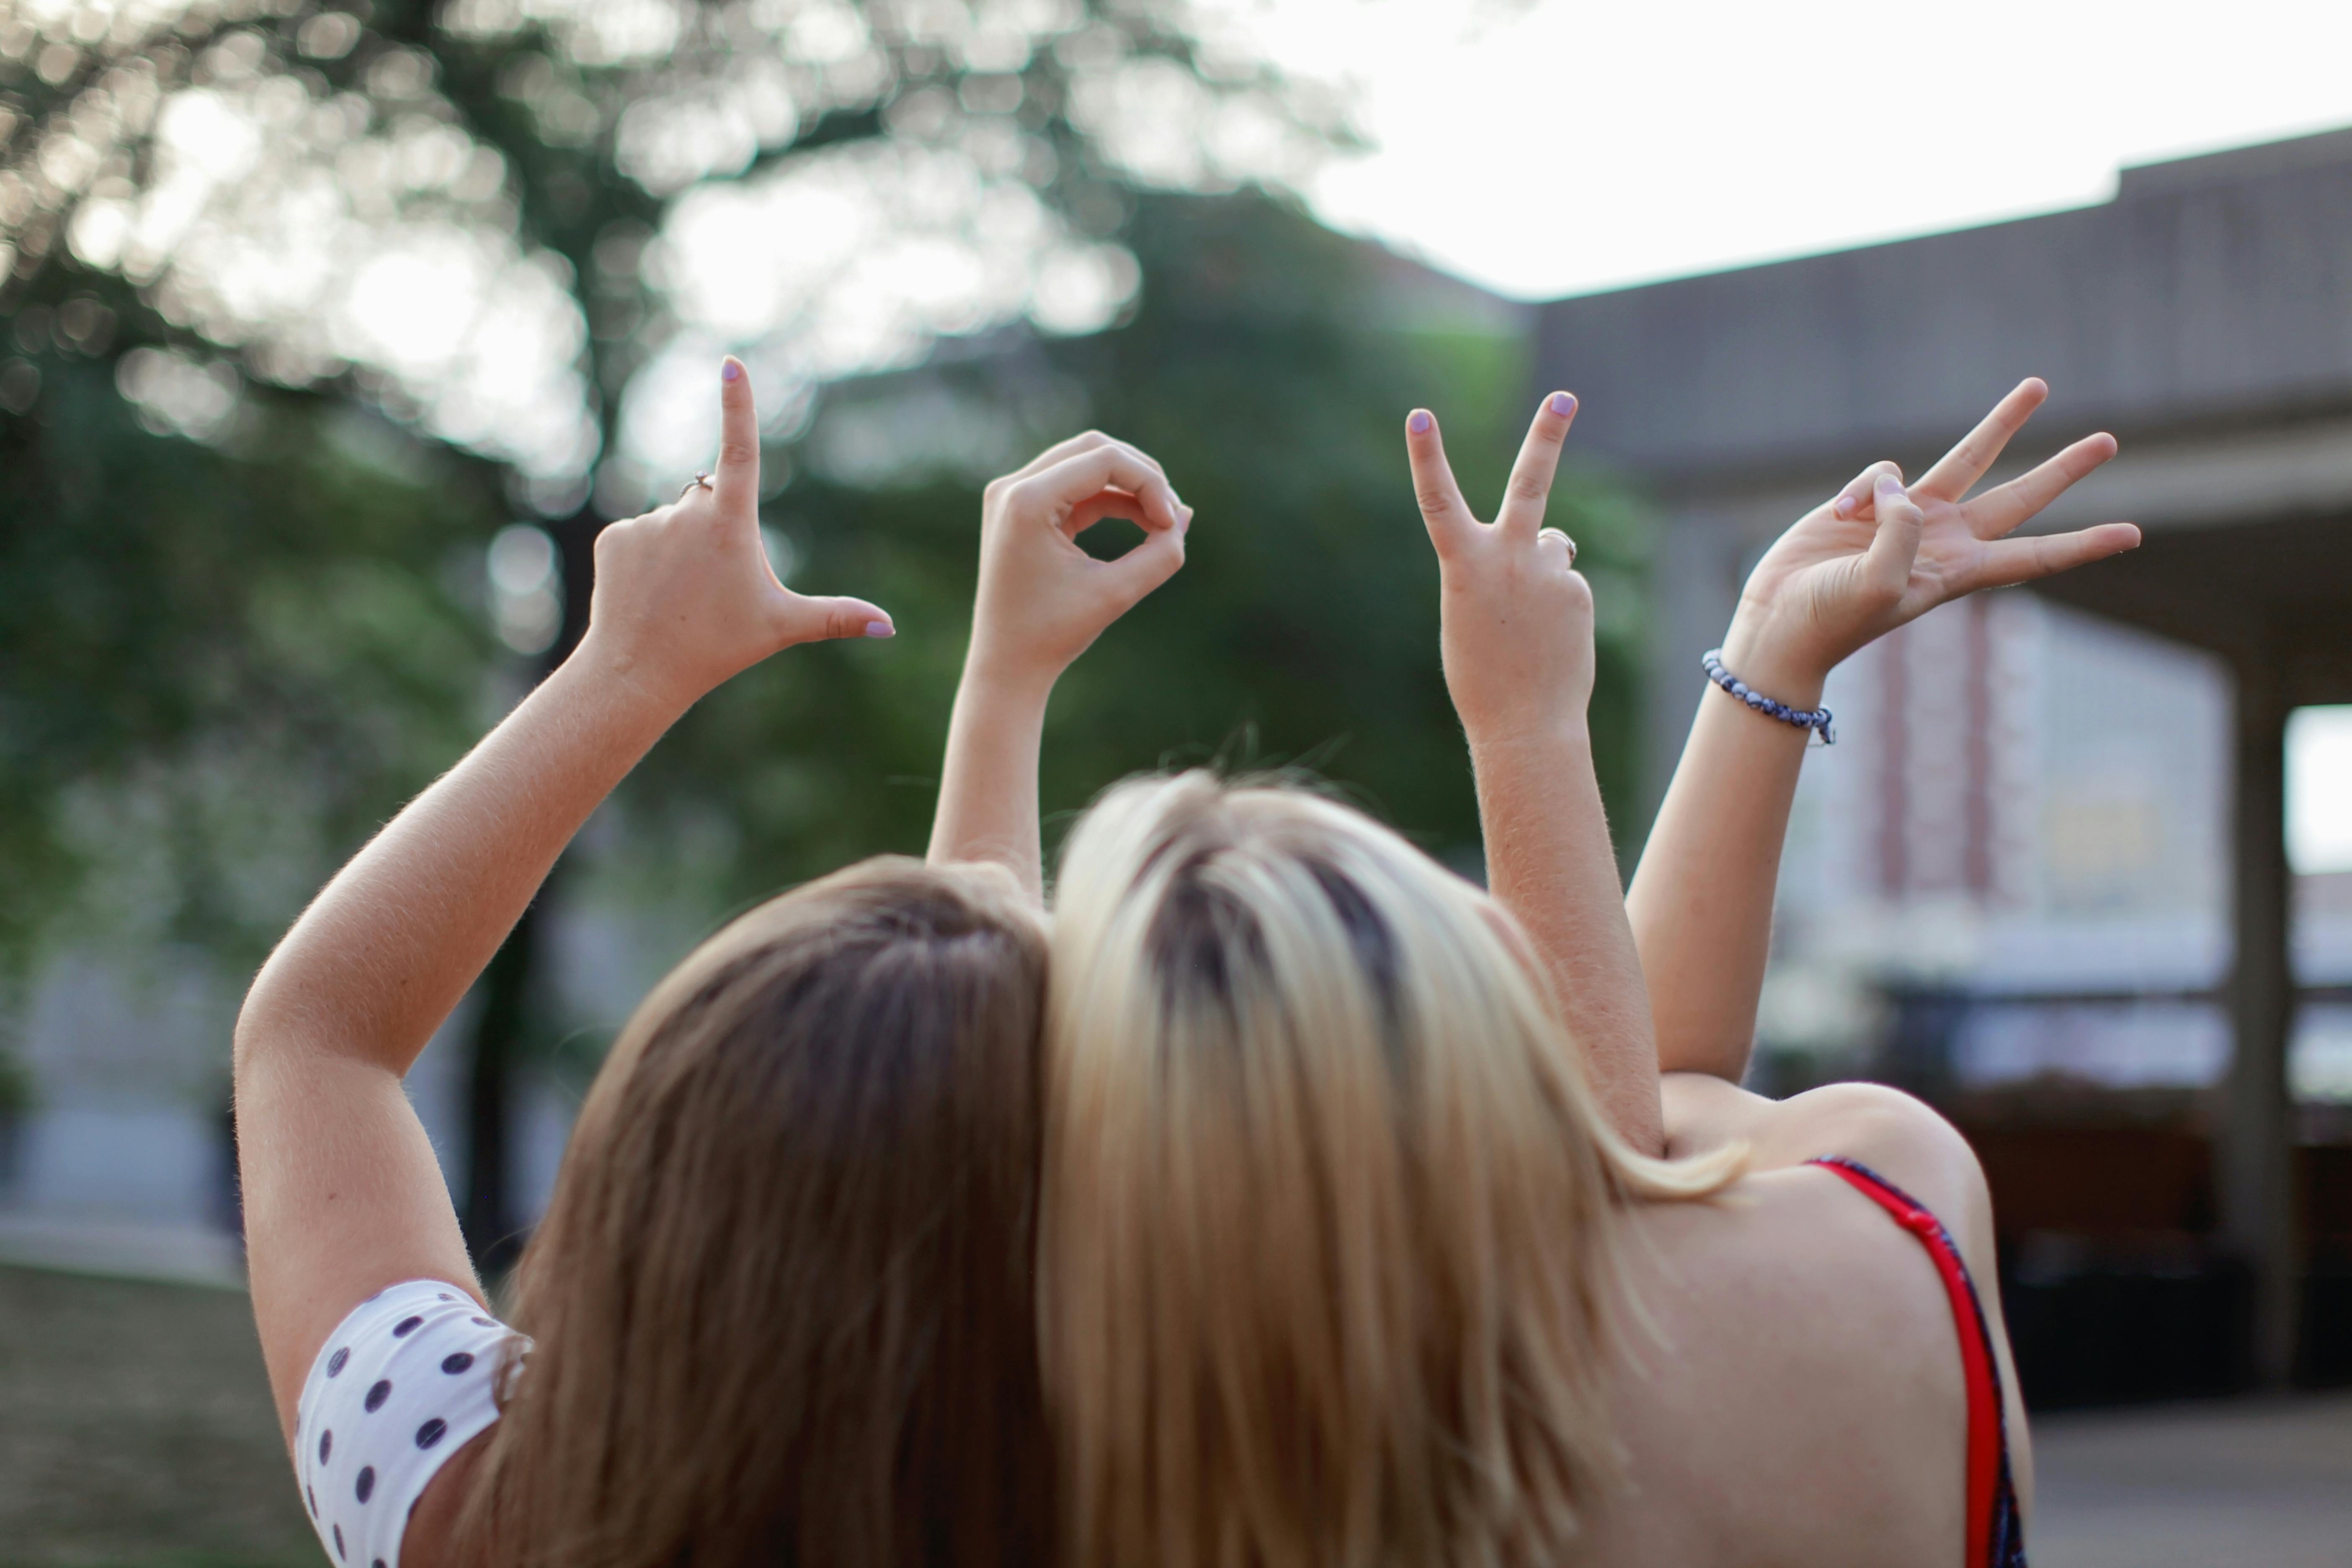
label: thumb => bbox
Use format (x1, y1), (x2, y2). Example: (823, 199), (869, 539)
(1105, 508), (1189, 609)
(779, 592), (896, 645)
(1862, 472), (1924, 598)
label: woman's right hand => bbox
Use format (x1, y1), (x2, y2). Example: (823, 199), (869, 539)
(926, 430), (1188, 896)
(965, 431), (1190, 694)
(1722, 378), (2139, 699)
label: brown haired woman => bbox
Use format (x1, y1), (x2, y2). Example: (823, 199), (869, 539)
(1037, 382), (2135, 1567)
(232, 358), (1191, 1568)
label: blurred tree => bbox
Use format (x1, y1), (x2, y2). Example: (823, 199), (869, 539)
(0, 270), (504, 1029)
(0, 0), (1351, 1253)
(0, 5), (1649, 1260)
(625, 187), (1652, 912)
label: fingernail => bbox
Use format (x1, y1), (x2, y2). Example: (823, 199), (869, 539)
(1875, 473), (1905, 495)
(722, 359), (742, 382)
(1548, 392), (1576, 418)
(864, 620), (894, 638)
(1408, 410), (1432, 434)
(1834, 495), (1856, 518)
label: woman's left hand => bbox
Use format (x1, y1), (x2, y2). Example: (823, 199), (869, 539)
(1406, 392), (1595, 745)
(580, 357), (894, 712)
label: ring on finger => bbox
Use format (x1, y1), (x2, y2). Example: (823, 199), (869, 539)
(1539, 527), (1578, 566)
(679, 471), (714, 500)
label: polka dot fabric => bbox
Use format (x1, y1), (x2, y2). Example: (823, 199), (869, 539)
(294, 1281), (522, 1567)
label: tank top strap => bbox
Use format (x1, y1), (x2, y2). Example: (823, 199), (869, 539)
(1807, 1156), (2026, 1568)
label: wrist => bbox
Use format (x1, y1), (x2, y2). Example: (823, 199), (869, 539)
(564, 632), (706, 731)
(1464, 712), (1593, 760)
(960, 638), (1064, 709)
(1716, 613), (1831, 709)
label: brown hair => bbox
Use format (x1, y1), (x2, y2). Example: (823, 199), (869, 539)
(1041, 774), (1737, 1568)
(457, 856), (1054, 1568)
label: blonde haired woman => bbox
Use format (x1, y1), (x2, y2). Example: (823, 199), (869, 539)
(1034, 384), (2134, 1566)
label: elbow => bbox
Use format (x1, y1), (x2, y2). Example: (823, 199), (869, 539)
(231, 955), (294, 1085)
(230, 989), (268, 1086)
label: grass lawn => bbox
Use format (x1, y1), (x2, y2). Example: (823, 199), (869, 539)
(0, 1264), (315, 1568)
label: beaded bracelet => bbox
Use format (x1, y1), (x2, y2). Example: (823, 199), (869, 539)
(1702, 649), (1835, 745)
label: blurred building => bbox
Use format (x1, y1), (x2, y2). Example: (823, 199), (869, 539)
(1537, 124), (2352, 1395)
(0, 908), (636, 1284)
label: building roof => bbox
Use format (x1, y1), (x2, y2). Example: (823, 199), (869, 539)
(1532, 126), (2352, 688)
(1533, 126), (2352, 495)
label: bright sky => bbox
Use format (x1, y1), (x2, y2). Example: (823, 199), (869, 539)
(2290, 709), (2352, 876)
(1215, 0), (2352, 300)
(663, 0), (2352, 859)
(1212, 0), (2352, 859)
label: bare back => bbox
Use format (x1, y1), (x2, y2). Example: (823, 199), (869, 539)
(1574, 1078), (2029, 1568)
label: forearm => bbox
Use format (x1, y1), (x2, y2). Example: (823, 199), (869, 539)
(235, 643), (680, 1079)
(1624, 627), (1820, 1081)
(927, 660), (1054, 901)
(1470, 724), (1665, 1156)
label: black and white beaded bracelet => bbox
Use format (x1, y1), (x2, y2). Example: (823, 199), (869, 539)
(1702, 649), (1835, 745)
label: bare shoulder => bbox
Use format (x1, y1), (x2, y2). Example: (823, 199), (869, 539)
(1600, 1161), (1971, 1565)
(1660, 1072), (1997, 1290)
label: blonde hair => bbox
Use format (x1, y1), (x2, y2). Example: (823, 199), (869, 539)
(1041, 773), (1735, 1568)
(458, 857), (1055, 1568)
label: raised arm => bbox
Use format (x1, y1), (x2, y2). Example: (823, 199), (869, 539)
(1625, 378), (2140, 1082)
(1404, 394), (1665, 1155)
(232, 359), (890, 1439)
(927, 432), (1189, 899)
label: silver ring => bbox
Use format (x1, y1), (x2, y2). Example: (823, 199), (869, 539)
(1540, 527), (1578, 566)
(679, 471), (713, 500)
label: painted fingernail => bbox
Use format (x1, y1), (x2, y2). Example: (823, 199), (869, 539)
(864, 620), (894, 638)
(1548, 392), (1576, 418)
(1408, 410), (1433, 434)
(721, 359), (742, 382)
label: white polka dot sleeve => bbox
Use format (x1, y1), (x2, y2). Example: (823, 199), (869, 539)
(294, 1280), (524, 1568)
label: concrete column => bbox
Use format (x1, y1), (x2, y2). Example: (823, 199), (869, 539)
(2223, 650), (2299, 1389)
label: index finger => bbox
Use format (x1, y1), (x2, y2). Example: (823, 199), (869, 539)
(1405, 408), (1475, 555)
(1017, 444), (1182, 531)
(712, 356), (759, 513)
(1495, 391), (1578, 539)
(1912, 378), (2048, 502)
(1003, 430), (1166, 489)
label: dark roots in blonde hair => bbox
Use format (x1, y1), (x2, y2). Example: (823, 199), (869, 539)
(1043, 773), (1736, 1568)
(459, 857), (1055, 1568)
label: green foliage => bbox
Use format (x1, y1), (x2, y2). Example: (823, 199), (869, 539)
(0, 1044), (31, 1117)
(0, 280), (506, 976)
(0, 5), (1653, 1239)
(619, 190), (1654, 916)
